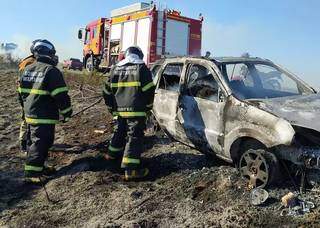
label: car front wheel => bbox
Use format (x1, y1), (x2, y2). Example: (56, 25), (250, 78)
(239, 149), (279, 188)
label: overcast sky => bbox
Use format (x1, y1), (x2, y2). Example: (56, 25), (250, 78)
(1, 0), (319, 87)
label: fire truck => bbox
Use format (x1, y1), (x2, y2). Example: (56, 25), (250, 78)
(78, 2), (203, 71)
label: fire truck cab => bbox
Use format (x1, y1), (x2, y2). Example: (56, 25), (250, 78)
(78, 2), (203, 71)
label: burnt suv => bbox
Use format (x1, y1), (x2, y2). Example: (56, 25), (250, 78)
(151, 56), (320, 188)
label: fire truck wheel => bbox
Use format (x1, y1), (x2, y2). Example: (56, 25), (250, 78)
(86, 56), (94, 72)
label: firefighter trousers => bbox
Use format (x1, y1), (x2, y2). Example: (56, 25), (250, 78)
(107, 117), (146, 170)
(25, 124), (55, 173)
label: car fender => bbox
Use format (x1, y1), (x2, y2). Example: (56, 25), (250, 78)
(223, 97), (295, 158)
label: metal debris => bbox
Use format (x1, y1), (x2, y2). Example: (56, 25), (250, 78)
(280, 192), (316, 216)
(250, 188), (269, 206)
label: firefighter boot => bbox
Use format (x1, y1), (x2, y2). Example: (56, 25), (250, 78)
(43, 165), (56, 176)
(24, 168), (47, 185)
(124, 168), (149, 181)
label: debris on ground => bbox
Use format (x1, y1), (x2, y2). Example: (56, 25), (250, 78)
(250, 188), (269, 206)
(280, 192), (316, 217)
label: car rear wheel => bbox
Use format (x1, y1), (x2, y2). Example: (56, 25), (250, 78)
(239, 149), (279, 188)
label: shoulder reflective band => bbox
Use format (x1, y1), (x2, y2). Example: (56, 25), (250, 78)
(122, 157), (141, 164)
(51, 87), (68, 96)
(111, 81), (141, 88)
(142, 82), (155, 92)
(18, 87), (50, 95)
(60, 106), (72, 114)
(25, 117), (59, 124)
(24, 164), (43, 172)
(108, 145), (124, 152)
(113, 112), (146, 117)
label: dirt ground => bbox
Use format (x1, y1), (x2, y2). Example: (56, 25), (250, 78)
(1, 64), (320, 227)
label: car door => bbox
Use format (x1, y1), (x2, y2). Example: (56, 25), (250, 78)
(153, 60), (186, 137)
(176, 60), (227, 154)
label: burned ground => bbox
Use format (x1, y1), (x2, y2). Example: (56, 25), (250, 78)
(1, 65), (320, 227)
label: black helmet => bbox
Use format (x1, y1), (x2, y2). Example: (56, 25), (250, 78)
(30, 39), (41, 54)
(32, 39), (56, 58)
(125, 46), (144, 59)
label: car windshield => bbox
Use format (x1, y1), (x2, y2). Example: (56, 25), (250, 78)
(222, 62), (314, 100)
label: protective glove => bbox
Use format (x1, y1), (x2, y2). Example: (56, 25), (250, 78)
(61, 109), (72, 123)
(62, 116), (70, 123)
(107, 107), (113, 114)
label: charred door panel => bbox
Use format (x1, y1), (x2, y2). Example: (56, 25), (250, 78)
(153, 89), (179, 136)
(153, 61), (185, 137)
(177, 95), (225, 153)
(176, 62), (227, 153)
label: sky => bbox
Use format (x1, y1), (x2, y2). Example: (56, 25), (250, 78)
(1, 0), (320, 87)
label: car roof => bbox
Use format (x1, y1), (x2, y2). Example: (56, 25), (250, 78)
(154, 56), (272, 65)
(212, 57), (271, 64)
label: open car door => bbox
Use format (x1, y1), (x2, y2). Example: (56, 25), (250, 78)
(176, 60), (227, 154)
(153, 60), (186, 137)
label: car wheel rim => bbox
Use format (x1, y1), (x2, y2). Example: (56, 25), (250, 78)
(239, 150), (269, 188)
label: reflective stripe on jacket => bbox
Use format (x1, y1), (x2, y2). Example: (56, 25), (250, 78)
(103, 63), (155, 118)
(19, 57), (72, 124)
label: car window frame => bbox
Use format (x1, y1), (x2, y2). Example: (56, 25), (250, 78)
(155, 59), (187, 93)
(180, 59), (229, 102)
(182, 63), (221, 102)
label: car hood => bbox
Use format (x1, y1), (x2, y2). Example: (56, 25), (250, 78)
(248, 94), (320, 132)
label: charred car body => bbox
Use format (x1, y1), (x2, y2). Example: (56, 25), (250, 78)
(151, 56), (320, 188)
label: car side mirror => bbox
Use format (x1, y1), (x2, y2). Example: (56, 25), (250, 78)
(78, 30), (83, 40)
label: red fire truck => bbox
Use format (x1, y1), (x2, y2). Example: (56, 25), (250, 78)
(78, 2), (203, 71)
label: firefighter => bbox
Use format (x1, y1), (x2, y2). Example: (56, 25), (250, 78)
(18, 39), (72, 184)
(102, 46), (155, 181)
(18, 40), (39, 154)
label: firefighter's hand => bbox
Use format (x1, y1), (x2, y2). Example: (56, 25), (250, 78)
(146, 110), (153, 117)
(61, 112), (72, 123)
(62, 116), (70, 123)
(107, 107), (113, 114)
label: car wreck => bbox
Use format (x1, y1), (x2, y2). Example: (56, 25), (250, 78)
(151, 56), (320, 188)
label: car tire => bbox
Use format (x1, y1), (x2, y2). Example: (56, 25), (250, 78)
(239, 149), (279, 189)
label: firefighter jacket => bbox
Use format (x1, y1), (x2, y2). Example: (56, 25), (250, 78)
(103, 63), (155, 118)
(18, 57), (72, 124)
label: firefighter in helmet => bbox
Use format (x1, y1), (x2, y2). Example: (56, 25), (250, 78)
(102, 46), (155, 181)
(18, 39), (72, 184)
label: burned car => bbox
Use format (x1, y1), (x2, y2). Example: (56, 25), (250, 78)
(151, 56), (320, 188)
